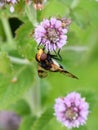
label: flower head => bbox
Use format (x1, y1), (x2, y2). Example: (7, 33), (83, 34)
(10, 5), (14, 12)
(26, 0), (46, 10)
(0, 0), (18, 12)
(0, 0), (5, 7)
(34, 17), (69, 51)
(6, 0), (17, 4)
(33, 0), (46, 10)
(54, 92), (89, 129)
(0, 111), (21, 130)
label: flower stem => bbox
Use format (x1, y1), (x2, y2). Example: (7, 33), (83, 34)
(63, 46), (88, 52)
(23, 65), (41, 116)
(32, 78), (41, 116)
(9, 56), (31, 65)
(32, 64), (42, 116)
(25, 3), (38, 26)
(1, 17), (13, 45)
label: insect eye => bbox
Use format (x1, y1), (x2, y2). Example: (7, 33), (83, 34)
(40, 53), (47, 61)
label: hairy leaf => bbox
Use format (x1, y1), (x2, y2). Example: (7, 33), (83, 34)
(11, 99), (31, 116)
(41, 0), (69, 18)
(19, 115), (36, 130)
(32, 107), (54, 130)
(15, 22), (36, 60)
(0, 52), (12, 74)
(0, 66), (34, 109)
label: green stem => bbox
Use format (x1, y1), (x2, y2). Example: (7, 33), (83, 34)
(24, 3), (41, 116)
(62, 46), (88, 52)
(25, 3), (38, 26)
(1, 17), (13, 45)
(32, 77), (41, 116)
(31, 63), (41, 116)
(70, 0), (79, 9)
(9, 56), (31, 65)
(24, 65), (41, 116)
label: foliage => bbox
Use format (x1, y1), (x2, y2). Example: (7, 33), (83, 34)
(0, 0), (98, 130)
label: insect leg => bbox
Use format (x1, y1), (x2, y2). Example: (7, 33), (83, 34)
(37, 42), (42, 50)
(52, 49), (62, 61)
(57, 49), (62, 61)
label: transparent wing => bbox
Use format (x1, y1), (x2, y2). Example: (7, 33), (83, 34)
(38, 64), (48, 78)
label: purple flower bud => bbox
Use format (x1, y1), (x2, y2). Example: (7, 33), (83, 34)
(6, 0), (17, 4)
(10, 5), (14, 12)
(0, 111), (21, 130)
(54, 92), (89, 129)
(34, 17), (69, 51)
(0, 0), (5, 7)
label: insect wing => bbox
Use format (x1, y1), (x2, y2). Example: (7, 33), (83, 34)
(60, 69), (78, 79)
(52, 59), (78, 79)
(38, 64), (48, 78)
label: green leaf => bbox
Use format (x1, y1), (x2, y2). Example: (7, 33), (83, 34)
(0, 66), (34, 109)
(19, 115), (36, 130)
(11, 99), (31, 116)
(40, 80), (51, 106)
(70, 7), (90, 28)
(15, 0), (25, 13)
(32, 107), (54, 130)
(15, 22), (36, 60)
(0, 52), (12, 74)
(0, 20), (6, 42)
(41, 0), (69, 18)
(72, 125), (87, 130)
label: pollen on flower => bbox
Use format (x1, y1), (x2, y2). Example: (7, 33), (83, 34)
(54, 92), (89, 129)
(34, 17), (70, 51)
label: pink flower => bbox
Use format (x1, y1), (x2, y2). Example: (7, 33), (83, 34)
(54, 92), (89, 129)
(10, 5), (15, 12)
(0, 0), (5, 7)
(6, 0), (17, 4)
(0, 0), (19, 12)
(0, 111), (21, 130)
(34, 17), (69, 51)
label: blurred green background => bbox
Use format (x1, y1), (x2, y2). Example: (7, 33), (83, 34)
(0, 0), (98, 130)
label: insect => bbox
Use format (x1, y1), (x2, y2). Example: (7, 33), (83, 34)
(35, 48), (78, 79)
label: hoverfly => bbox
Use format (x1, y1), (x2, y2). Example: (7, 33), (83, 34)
(35, 48), (78, 79)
